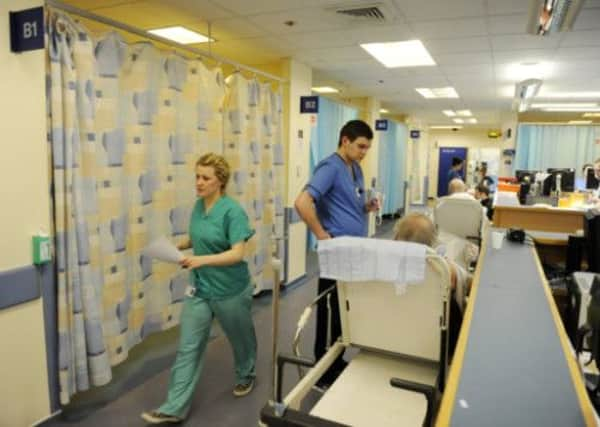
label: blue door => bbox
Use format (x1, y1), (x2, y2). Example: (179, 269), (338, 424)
(438, 147), (468, 197)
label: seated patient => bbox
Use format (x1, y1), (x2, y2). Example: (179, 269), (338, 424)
(447, 178), (474, 199)
(474, 183), (494, 221)
(394, 213), (473, 359)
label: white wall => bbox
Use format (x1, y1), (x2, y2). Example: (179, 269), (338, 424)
(282, 59), (311, 283)
(427, 128), (517, 197)
(0, 0), (52, 425)
(361, 98), (381, 236)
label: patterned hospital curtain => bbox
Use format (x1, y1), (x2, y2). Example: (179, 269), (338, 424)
(47, 11), (224, 404)
(223, 74), (284, 293)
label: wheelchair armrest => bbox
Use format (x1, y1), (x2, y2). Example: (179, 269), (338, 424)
(390, 377), (437, 427)
(276, 353), (315, 401)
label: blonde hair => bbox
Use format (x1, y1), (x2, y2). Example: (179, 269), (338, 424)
(393, 213), (437, 247)
(196, 153), (231, 190)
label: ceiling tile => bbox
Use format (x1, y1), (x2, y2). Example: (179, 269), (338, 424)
(246, 8), (348, 34)
(560, 30), (600, 47)
(434, 51), (493, 65)
(207, 17), (269, 40)
(488, 13), (529, 35)
(573, 8), (600, 30)
(491, 34), (561, 50)
(393, 0), (486, 20)
(411, 18), (487, 39)
(485, 0), (530, 15)
(441, 63), (495, 77)
(423, 36), (490, 55)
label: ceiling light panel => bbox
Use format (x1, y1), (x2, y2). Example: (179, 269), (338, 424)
(531, 103), (598, 108)
(416, 87), (459, 99)
(456, 109), (472, 117)
(360, 40), (436, 68)
(312, 86), (339, 93)
(569, 120), (593, 124)
(443, 110), (456, 116)
(453, 118), (465, 124)
(148, 26), (213, 44)
(430, 125), (463, 129)
(538, 91), (600, 98)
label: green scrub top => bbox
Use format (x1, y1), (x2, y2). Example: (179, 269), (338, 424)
(189, 195), (255, 299)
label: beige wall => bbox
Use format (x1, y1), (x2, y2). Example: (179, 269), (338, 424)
(0, 0), (52, 425)
(282, 59), (312, 283)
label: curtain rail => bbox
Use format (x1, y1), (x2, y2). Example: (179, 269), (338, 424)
(46, 0), (287, 84)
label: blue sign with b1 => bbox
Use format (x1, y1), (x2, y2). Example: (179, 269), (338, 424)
(410, 130), (420, 139)
(375, 119), (388, 131)
(300, 96), (319, 114)
(9, 7), (44, 53)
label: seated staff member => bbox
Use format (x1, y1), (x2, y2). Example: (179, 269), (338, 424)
(142, 153), (257, 425)
(294, 119), (378, 388)
(393, 213), (472, 359)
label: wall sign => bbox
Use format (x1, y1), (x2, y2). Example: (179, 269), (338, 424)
(375, 119), (388, 131)
(300, 96), (319, 114)
(9, 7), (44, 53)
(410, 130), (420, 139)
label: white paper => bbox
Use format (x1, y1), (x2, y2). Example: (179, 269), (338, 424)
(317, 237), (426, 293)
(142, 236), (184, 264)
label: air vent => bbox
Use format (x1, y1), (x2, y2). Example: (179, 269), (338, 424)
(336, 6), (386, 21)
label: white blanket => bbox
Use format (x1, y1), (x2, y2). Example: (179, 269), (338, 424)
(317, 237), (427, 294)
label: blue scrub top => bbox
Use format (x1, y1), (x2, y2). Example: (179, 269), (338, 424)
(448, 169), (462, 181)
(306, 153), (367, 237)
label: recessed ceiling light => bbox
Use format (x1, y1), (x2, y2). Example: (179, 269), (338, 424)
(569, 120), (593, 124)
(312, 86), (339, 93)
(360, 40), (436, 68)
(466, 118), (478, 124)
(538, 91), (600, 98)
(583, 113), (600, 117)
(148, 26), (213, 44)
(531, 103), (597, 108)
(416, 87), (459, 99)
(430, 125), (463, 129)
(456, 110), (472, 117)
(453, 118), (465, 124)
(442, 110), (456, 117)
(380, 108), (389, 113)
(543, 107), (600, 112)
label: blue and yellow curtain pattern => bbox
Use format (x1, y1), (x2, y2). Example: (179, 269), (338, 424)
(47, 11), (283, 404)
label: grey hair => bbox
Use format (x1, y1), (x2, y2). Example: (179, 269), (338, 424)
(393, 213), (437, 247)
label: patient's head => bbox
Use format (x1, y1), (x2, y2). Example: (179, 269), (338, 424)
(393, 213), (437, 247)
(448, 178), (467, 195)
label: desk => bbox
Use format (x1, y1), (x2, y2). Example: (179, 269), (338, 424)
(435, 230), (596, 427)
(493, 205), (585, 233)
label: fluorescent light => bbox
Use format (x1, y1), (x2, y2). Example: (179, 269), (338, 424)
(312, 86), (339, 93)
(466, 118), (478, 124)
(416, 87), (459, 99)
(531, 103), (597, 108)
(568, 120), (593, 124)
(360, 40), (435, 68)
(543, 107), (600, 112)
(453, 118), (465, 124)
(456, 110), (472, 117)
(379, 108), (389, 113)
(583, 113), (600, 117)
(442, 110), (456, 117)
(148, 26), (213, 44)
(538, 91), (600, 98)
(430, 125), (463, 129)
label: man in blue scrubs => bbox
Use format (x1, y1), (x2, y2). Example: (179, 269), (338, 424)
(447, 157), (464, 181)
(295, 119), (377, 387)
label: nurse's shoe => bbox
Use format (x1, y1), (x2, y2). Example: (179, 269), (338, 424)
(140, 410), (183, 424)
(233, 379), (254, 397)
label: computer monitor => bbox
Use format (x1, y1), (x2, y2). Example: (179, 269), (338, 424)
(586, 167), (599, 190)
(515, 169), (538, 183)
(546, 168), (576, 192)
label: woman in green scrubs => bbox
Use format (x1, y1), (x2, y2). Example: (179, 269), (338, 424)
(142, 153), (257, 424)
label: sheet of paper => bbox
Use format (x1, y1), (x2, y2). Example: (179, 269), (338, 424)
(142, 236), (184, 264)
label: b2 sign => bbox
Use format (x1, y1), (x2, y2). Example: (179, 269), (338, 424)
(10, 7), (44, 53)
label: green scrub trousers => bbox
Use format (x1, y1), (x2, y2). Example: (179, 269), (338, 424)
(157, 284), (256, 419)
